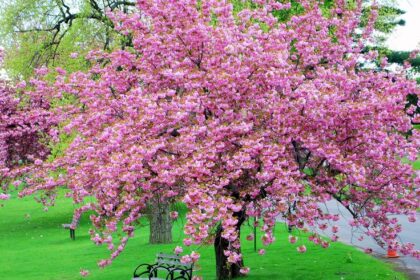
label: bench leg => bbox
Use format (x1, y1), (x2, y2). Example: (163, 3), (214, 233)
(70, 229), (75, 240)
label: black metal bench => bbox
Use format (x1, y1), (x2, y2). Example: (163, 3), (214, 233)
(62, 217), (79, 240)
(133, 253), (193, 280)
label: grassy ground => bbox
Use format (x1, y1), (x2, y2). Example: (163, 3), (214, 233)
(413, 160), (420, 170)
(0, 193), (408, 280)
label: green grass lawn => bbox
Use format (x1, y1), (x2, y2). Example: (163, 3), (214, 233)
(0, 193), (407, 280)
(413, 160), (420, 170)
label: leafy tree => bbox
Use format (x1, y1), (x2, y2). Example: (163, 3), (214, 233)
(19, 1), (419, 279)
(386, 50), (420, 71)
(361, 1), (406, 44)
(0, 0), (135, 79)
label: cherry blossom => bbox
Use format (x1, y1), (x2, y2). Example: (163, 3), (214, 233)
(0, 49), (57, 196)
(297, 245), (307, 253)
(15, 0), (419, 279)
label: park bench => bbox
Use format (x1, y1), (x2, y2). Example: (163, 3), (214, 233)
(62, 217), (79, 240)
(133, 253), (193, 280)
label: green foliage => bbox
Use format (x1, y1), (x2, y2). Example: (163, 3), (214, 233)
(374, 5), (405, 33)
(48, 132), (76, 162)
(359, 1), (404, 31)
(272, 0), (305, 23)
(231, 0), (258, 14)
(358, 1), (405, 45)
(0, 0), (129, 80)
(386, 51), (420, 71)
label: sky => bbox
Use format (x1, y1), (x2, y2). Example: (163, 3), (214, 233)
(386, 0), (420, 51)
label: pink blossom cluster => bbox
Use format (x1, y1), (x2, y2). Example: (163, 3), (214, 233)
(16, 0), (419, 274)
(0, 54), (58, 195)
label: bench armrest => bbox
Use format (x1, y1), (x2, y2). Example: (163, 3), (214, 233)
(133, 263), (157, 278)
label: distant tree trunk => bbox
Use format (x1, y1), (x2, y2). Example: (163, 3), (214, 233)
(214, 210), (246, 280)
(149, 198), (173, 244)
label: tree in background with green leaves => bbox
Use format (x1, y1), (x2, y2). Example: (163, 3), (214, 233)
(0, 0), (135, 79)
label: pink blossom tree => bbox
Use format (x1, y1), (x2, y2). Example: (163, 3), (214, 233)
(20, 1), (419, 279)
(0, 49), (57, 200)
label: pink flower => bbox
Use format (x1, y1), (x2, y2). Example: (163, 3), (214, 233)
(80, 269), (89, 277)
(0, 193), (10, 200)
(98, 259), (111, 268)
(16, 81), (26, 89)
(227, 252), (242, 263)
(319, 224), (327, 230)
(34, 159), (43, 166)
(246, 234), (254, 241)
(174, 246), (183, 254)
(190, 251), (200, 262)
(258, 249), (266, 255)
(364, 248), (373, 254)
(261, 233), (275, 245)
(56, 67), (66, 75)
(170, 211), (179, 219)
(408, 215), (416, 223)
(409, 50), (419, 59)
(183, 238), (192, 246)
(35, 67), (48, 76)
(239, 267), (250, 275)
(288, 235), (298, 244)
(13, 180), (22, 187)
(349, 220), (358, 227)
(181, 255), (192, 264)
(70, 52), (79, 58)
(297, 245), (307, 253)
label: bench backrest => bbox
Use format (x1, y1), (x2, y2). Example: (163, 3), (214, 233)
(155, 253), (193, 269)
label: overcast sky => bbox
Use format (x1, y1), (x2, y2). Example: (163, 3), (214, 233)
(386, 0), (420, 51)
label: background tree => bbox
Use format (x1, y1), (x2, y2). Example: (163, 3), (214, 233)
(0, 0), (136, 79)
(19, 1), (419, 279)
(357, 0), (420, 125)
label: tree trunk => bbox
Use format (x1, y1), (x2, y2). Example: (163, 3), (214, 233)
(214, 210), (246, 280)
(149, 199), (173, 244)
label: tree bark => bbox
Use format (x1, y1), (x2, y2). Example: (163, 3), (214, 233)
(149, 198), (173, 244)
(214, 210), (246, 280)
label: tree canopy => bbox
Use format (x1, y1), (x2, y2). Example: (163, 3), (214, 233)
(9, 1), (418, 279)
